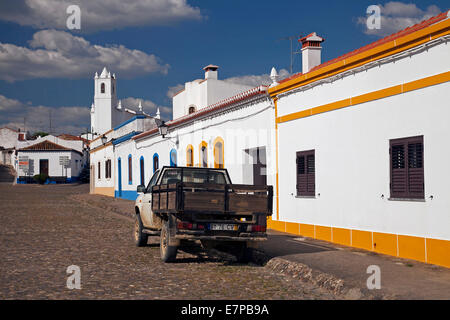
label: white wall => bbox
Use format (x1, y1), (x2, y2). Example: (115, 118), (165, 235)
(0, 128), (19, 149)
(90, 144), (115, 189)
(276, 39), (450, 241)
(17, 150), (82, 178)
(172, 75), (253, 119)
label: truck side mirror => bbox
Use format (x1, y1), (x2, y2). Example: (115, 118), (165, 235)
(137, 185), (146, 193)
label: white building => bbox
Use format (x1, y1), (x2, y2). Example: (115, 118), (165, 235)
(16, 140), (84, 183)
(89, 11), (450, 268)
(90, 65), (275, 200)
(172, 65), (254, 119)
(90, 67), (139, 136)
(0, 127), (26, 166)
(268, 12), (450, 268)
(14, 134), (90, 183)
(89, 114), (159, 197)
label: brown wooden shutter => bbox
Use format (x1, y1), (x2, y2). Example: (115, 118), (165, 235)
(296, 155), (306, 195)
(306, 153), (315, 195)
(407, 139), (424, 199)
(296, 150), (315, 196)
(390, 143), (407, 198)
(390, 136), (424, 199)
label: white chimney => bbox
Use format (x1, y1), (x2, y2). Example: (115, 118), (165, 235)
(299, 32), (324, 74)
(203, 64), (219, 80)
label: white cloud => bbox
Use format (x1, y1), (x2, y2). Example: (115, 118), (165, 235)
(357, 2), (441, 37)
(166, 84), (185, 99)
(223, 69), (290, 87)
(0, 94), (173, 134)
(0, 94), (90, 135)
(0, 0), (202, 32)
(0, 30), (169, 82)
(121, 97), (172, 120)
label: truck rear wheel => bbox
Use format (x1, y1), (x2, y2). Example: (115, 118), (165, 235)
(134, 214), (148, 247)
(160, 221), (177, 262)
(235, 242), (253, 263)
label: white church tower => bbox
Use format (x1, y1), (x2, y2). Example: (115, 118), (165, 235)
(91, 67), (118, 135)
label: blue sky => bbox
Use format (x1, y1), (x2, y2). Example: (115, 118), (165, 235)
(0, 0), (447, 135)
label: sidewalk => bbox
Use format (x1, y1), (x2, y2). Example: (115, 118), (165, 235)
(261, 229), (450, 299)
(73, 192), (450, 299)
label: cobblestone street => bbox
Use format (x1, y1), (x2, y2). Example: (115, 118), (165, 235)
(0, 184), (337, 300)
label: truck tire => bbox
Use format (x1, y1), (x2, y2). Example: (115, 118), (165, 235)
(134, 214), (148, 247)
(160, 220), (177, 262)
(235, 242), (253, 263)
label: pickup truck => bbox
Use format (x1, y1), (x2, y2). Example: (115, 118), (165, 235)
(134, 166), (273, 262)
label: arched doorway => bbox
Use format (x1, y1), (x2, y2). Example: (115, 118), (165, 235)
(199, 141), (207, 167)
(186, 145), (193, 167)
(213, 137), (224, 169)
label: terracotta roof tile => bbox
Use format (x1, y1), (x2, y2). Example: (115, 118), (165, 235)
(19, 140), (81, 155)
(279, 10), (449, 84)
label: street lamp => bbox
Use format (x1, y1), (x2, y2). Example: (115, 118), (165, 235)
(101, 135), (107, 145)
(156, 120), (169, 138)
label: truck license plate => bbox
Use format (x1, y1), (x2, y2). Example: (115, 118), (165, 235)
(210, 224), (238, 231)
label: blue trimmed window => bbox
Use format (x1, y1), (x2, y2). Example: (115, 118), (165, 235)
(153, 153), (159, 173)
(128, 154), (132, 185)
(140, 156), (145, 186)
(170, 149), (177, 167)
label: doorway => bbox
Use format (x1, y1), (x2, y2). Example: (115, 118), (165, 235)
(118, 158), (122, 197)
(244, 147), (267, 185)
(39, 159), (49, 176)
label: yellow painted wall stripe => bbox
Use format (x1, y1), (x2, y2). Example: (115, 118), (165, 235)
(273, 97), (280, 220)
(93, 187), (115, 197)
(89, 141), (113, 154)
(267, 219), (450, 269)
(277, 71), (450, 124)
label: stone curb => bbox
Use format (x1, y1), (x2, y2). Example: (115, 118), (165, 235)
(263, 257), (394, 300)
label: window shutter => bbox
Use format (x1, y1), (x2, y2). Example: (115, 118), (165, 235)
(296, 155), (305, 195)
(390, 136), (424, 199)
(407, 140), (424, 198)
(306, 154), (315, 195)
(296, 150), (315, 196)
(390, 143), (407, 198)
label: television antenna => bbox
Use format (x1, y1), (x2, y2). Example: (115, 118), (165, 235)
(276, 34), (303, 74)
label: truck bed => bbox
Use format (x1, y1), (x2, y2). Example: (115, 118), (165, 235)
(151, 182), (273, 223)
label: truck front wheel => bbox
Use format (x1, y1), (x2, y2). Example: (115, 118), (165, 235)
(134, 214), (148, 247)
(160, 221), (178, 262)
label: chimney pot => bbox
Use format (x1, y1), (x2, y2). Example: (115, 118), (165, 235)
(203, 64), (219, 80)
(299, 32), (324, 73)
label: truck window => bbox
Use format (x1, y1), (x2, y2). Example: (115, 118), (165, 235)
(182, 169), (229, 184)
(146, 170), (159, 192)
(160, 168), (182, 185)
